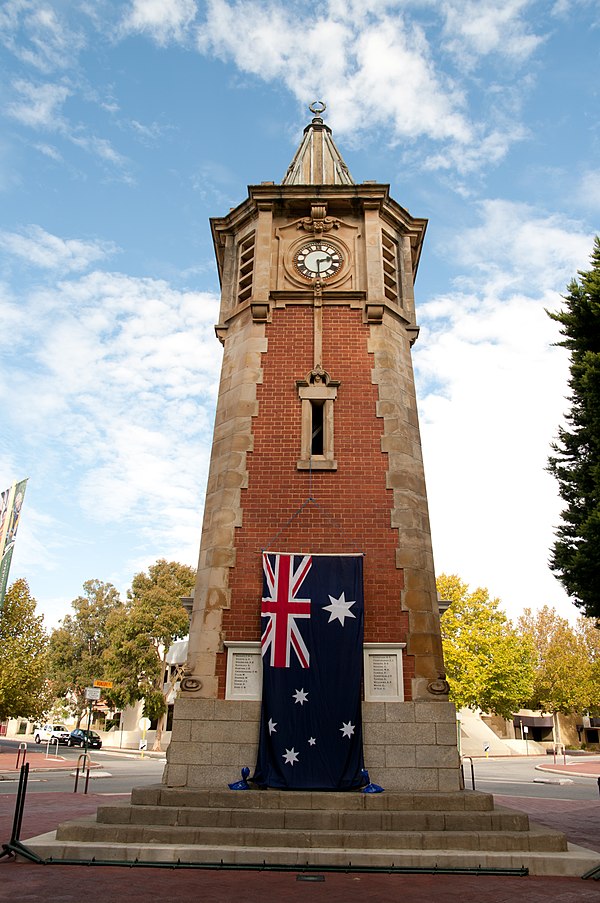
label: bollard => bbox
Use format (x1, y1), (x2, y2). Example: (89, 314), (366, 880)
(15, 742), (27, 770)
(74, 752), (91, 794)
(460, 756), (476, 790)
(45, 736), (60, 759)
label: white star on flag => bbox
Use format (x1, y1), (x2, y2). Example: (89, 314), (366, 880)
(340, 721), (355, 739)
(293, 688), (308, 705)
(308, 737), (316, 746)
(283, 748), (299, 766)
(323, 592), (356, 626)
(268, 718), (277, 734)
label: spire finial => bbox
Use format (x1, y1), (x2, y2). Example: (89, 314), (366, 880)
(309, 100), (326, 122)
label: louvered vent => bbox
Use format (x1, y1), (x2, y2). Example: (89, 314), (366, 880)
(382, 230), (400, 306)
(237, 232), (255, 304)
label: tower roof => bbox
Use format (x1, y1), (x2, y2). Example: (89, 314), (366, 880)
(282, 103), (354, 186)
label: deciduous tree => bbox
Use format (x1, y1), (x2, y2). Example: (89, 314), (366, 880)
(0, 579), (51, 722)
(105, 559), (195, 750)
(517, 605), (600, 743)
(547, 238), (600, 617)
(438, 574), (535, 719)
(48, 579), (123, 723)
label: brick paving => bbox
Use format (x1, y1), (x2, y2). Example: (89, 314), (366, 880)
(1, 753), (600, 901)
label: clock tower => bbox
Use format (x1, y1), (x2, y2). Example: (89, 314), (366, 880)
(166, 105), (460, 792)
(30, 109), (581, 874)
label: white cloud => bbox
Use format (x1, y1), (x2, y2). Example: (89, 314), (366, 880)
(414, 203), (594, 620)
(448, 199), (594, 291)
(69, 134), (131, 172)
(5, 79), (70, 130)
(0, 0), (85, 73)
(194, 0), (537, 172)
(198, 1), (469, 143)
(0, 225), (117, 272)
(0, 265), (222, 564)
(441, 0), (544, 67)
(33, 142), (63, 161)
(576, 170), (600, 211)
(122, 0), (198, 45)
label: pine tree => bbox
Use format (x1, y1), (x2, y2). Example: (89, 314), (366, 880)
(547, 237), (600, 618)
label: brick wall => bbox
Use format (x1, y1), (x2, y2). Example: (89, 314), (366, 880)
(216, 305), (414, 698)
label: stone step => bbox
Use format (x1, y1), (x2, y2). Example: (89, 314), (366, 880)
(95, 802), (530, 834)
(55, 818), (568, 853)
(24, 833), (598, 877)
(131, 785), (495, 812)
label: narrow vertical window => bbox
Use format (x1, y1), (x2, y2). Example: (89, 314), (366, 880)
(311, 401), (324, 456)
(297, 368), (339, 471)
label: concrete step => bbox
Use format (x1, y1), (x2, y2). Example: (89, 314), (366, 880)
(95, 802), (530, 833)
(21, 783), (600, 877)
(131, 785), (495, 812)
(55, 818), (568, 852)
(23, 832), (600, 877)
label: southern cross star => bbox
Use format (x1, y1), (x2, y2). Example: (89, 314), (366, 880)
(340, 721), (355, 739)
(308, 737), (316, 746)
(282, 747), (299, 766)
(323, 592), (356, 626)
(293, 688), (308, 705)
(268, 718), (277, 734)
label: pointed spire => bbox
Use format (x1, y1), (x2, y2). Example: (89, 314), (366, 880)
(282, 102), (354, 186)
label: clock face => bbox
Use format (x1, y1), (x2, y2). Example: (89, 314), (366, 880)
(294, 242), (343, 280)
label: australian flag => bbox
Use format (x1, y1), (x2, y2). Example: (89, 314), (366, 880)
(253, 552), (365, 790)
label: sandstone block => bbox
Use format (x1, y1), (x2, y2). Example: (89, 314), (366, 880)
(415, 745), (460, 769)
(415, 701), (456, 723)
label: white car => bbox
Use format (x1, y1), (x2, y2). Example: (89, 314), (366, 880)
(33, 723), (70, 745)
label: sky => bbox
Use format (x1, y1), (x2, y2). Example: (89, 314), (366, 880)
(0, 0), (598, 630)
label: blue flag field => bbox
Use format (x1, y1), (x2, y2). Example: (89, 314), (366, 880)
(253, 552), (365, 790)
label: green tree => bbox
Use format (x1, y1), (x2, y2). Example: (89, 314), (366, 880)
(105, 560), (195, 750)
(438, 574), (535, 718)
(0, 579), (51, 722)
(517, 605), (600, 743)
(547, 237), (600, 618)
(48, 579), (124, 724)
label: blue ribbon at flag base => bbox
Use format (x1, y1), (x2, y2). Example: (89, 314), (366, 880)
(253, 552), (365, 791)
(360, 768), (384, 793)
(228, 766), (251, 790)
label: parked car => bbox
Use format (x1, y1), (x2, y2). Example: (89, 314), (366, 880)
(68, 729), (102, 749)
(33, 724), (70, 745)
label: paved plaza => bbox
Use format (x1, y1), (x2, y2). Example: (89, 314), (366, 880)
(1, 749), (599, 902)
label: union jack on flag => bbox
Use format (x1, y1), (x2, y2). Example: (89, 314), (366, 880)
(261, 553), (312, 668)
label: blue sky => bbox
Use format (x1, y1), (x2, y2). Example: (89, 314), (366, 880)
(1, 0), (598, 628)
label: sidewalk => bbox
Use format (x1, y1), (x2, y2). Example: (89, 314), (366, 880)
(2, 758), (600, 902)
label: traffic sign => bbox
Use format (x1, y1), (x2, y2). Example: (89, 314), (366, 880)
(85, 686), (101, 700)
(93, 679), (113, 689)
(138, 717), (151, 732)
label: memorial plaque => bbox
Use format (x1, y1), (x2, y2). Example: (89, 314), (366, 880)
(363, 643), (405, 702)
(225, 642), (262, 700)
(372, 654), (398, 695)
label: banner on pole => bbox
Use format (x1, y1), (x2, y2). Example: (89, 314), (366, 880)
(253, 552), (364, 790)
(0, 479), (28, 612)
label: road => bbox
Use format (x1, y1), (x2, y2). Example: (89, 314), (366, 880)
(0, 738), (165, 794)
(465, 754), (600, 800)
(3, 737), (600, 800)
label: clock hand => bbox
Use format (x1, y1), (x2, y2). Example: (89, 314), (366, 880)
(316, 255), (332, 274)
